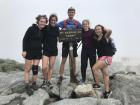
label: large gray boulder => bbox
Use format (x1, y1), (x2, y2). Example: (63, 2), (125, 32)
(0, 93), (22, 105)
(0, 59), (24, 72)
(49, 97), (122, 105)
(97, 99), (122, 105)
(74, 84), (97, 98)
(0, 71), (24, 95)
(23, 89), (50, 105)
(0, 71), (42, 95)
(1, 58), (140, 105)
(43, 78), (75, 99)
(110, 73), (140, 105)
(124, 65), (140, 75)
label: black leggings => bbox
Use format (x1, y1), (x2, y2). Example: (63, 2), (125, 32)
(81, 48), (96, 82)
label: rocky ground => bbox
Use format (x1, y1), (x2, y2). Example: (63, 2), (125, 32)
(0, 59), (140, 105)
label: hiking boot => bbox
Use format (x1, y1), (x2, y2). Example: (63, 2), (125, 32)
(46, 80), (52, 87)
(92, 84), (101, 89)
(57, 76), (63, 85)
(31, 82), (38, 91)
(78, 79), (85, 85)
(40, 80), (47, 88)
(72, 77), (80, 84)
(103, 90), (112, 99)
(25, 83), (33, 96)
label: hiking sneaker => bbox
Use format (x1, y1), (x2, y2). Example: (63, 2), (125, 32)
(31, 82), (38, 91)
(46, 80), (52, 87)
(103, 90), (112, 99)
(57, 76), (63, 85)
(78, 79), (85, 85)
(25, 83), (33, 96)
(40, 80), (47, 88)
(92, 84), (101, 89)
(70, 77), (80, 84)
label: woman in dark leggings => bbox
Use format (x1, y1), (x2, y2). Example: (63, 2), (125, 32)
(92, 24), (113, 99)
(22, 15), (47, 95)
(80, 19), (97, 83)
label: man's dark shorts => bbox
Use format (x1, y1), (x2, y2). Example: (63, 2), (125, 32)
(62, 42), (78, 57)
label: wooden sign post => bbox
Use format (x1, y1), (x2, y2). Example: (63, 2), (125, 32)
(59, 29), (82, 82)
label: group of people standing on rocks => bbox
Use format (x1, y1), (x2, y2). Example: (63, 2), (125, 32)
(22, 7), (116, 98)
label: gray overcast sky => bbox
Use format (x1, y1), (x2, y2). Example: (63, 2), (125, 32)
(0, 0), (140, 62)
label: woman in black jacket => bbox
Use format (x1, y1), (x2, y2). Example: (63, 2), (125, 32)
(22, 15), (48, 95)
(92, 24), (113, 99)
(41, 14), (59, 87)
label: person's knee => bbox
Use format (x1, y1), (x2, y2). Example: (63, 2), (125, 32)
(92, 66), (97, 71)
(49, 64), (54, 70)
(103, 71), (109, 77)
(24, 65), (31, 73)
(42, 66), (47, 71)
(32, 65), (39, 75)
(61, 58), (67, 64)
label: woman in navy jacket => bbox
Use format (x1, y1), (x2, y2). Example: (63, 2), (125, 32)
(41, 14), (59, 87)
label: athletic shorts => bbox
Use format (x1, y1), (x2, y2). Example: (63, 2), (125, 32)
(62, 46), (78, 57)
(98, 56), (112, 65)
(43, 49), (58, 57)
(25, 51), (42, 60)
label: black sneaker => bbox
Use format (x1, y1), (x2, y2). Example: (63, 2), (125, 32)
(57, 76), (63, 85)
(25, 83), (33, 96)
(46, 80), (52, 87)
(70, 77), (80, 84)
(103, 90), (112, 99)
(32, 82), (38, 91)
(40, 80), (47, 88)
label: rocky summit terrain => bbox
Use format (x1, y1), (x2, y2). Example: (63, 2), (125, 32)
(0, 59), (140, 105)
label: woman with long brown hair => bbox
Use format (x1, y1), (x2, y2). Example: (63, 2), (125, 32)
(92, 24), (114, 98)
(41, 14), (59, 87)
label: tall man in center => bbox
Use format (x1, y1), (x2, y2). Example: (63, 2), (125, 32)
(57, 7), (82, 84)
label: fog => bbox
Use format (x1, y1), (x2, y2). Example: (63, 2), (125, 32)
(0, 0), (140, 62)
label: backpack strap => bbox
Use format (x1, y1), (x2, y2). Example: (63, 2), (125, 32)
(63, 19), (78, 29)
(63, 19), (67, 29)
(73, 19), (78, 29)
(109, 38), (117, 55)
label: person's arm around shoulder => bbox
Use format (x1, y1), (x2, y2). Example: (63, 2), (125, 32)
(57, 20), (65, 29)
(104, 28), (112, 38)
(42, 25), (48, 42)
(92, 29), (99, 41)
(56, 25), (60, 41)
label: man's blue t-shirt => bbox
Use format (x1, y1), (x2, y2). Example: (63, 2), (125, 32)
(58, 19), (82, 29)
